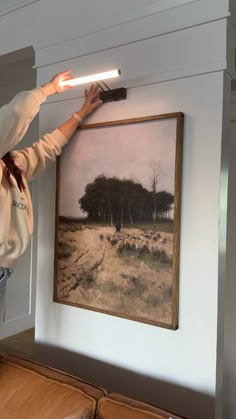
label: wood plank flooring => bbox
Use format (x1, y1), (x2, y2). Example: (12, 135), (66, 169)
(0, 328), (36, 359)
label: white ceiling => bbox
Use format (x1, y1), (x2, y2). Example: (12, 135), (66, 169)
(0, 0), (39, 15)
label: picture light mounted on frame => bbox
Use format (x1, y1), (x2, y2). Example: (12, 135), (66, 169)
(59, 69), (127, 103)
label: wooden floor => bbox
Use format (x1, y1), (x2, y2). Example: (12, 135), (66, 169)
(0, 328), (36, 359)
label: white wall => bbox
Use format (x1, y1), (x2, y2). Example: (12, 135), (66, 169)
(35, 72), (226, 419)
(0, 1), (235, 418)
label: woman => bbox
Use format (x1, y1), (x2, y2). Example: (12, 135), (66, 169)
(0, 70), (103, 324)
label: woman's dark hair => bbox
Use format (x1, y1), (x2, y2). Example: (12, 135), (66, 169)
(2, 152), (25, 191)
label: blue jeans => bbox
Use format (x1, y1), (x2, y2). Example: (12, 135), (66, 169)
(0, 267), (13, 325)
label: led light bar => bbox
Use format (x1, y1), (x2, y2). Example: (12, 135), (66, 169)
(60, 69), (121, 87)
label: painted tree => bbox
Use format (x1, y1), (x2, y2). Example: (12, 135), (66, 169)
(122, 180), (142, 225)
(79, 173), (173, 225)
(150, 162), (162, 228)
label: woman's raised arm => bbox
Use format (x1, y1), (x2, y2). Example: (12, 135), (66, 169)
(0, 70), (73, 159)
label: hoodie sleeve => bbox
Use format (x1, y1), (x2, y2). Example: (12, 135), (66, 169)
(0, 87), (47, 159)
(14, 129), (68, 181)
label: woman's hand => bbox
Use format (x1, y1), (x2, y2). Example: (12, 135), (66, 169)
(41, 70), (73, 96)
(76, 84), (103, 121)
(57, 84), (103, 140)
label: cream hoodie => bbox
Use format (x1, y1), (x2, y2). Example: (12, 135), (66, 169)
(0, 88), (68, 268)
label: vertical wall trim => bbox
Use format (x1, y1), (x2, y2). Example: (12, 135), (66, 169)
(215, 71), (232, 419)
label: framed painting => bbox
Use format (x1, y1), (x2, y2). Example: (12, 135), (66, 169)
(54, 113), (184, 329)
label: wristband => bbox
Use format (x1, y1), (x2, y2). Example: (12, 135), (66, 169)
(72, 113), (83, 123)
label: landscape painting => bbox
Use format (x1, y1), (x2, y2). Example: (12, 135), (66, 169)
(54, 113), (184, 329)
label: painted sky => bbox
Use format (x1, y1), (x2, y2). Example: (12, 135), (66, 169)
(59, 118), (177, 217)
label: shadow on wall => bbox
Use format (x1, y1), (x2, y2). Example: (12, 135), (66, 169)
(28, 342), (214, 419)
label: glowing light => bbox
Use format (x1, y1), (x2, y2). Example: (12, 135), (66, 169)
(59, 69), (121, 87)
